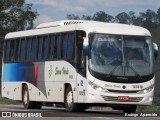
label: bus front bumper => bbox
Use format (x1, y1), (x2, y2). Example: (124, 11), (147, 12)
(85, 87), (154, 105)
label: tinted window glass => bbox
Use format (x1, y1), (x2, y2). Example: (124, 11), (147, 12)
(10, 40), (15, 61)
(67, 33), (75, 59)
(38, 36), (43, 60)
(49, 35), (55, 59)
(43, 36), (48, 60)
(31, 38), (37, 60)
(62, 34), (68, 59)
(56, 34), (61, 59)
(5, 40), (11, 61)
(26, 38), (32, 60)
(15, 39), (21, 61)
(20, 39), (26, 61)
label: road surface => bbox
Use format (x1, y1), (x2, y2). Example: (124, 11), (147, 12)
(0, 104), (159, 120)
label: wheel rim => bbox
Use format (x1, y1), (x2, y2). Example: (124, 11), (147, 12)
(67, 91), (73, 107)
(24, 90), (28, 104)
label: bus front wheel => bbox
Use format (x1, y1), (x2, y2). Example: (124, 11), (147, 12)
(65, 86), (78, 112)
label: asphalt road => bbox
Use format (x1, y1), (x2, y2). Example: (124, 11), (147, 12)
(0, 104), (159, 120)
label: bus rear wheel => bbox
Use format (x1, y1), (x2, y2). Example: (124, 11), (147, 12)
(22, 85), (42, 109)
(22, 85), (35, 109)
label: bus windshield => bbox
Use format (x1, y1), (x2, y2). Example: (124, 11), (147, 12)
(89, 33), (154, 78)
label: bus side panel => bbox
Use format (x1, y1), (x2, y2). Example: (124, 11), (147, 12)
(38, 81), (64, 102)
(2, 61), (79, 102)
(2, 62), (39, 101)
(77, 74), (87, 103)
(2, 82), (14, 100)
(2, 63), (37, 85)
(13, 82), (22, 100)
(38, 61), (78, 102)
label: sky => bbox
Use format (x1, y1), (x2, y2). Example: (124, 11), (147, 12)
(26, 0), (160, 26)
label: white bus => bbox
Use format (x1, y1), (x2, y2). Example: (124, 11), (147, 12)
(1, 20), (158, 113)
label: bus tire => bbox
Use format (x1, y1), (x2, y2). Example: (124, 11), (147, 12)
(22, 85), (35, 109)
(65, 86), (78, 112)
(123, 105), (137, 114)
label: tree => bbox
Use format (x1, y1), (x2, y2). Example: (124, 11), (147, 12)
(0, 0), (38, 36)
(133, 16), (144, 26)
(92, 11), (114, 22)
(81, 15), (92, 20)
(115, 12), (130, 24)
(139, 9), (158, 30)
(66, 14), (80, 20)
(128, 11), (136, 25)
(157, 8), (160, 24)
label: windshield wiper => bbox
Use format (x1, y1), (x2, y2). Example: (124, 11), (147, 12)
(126, 62), (142, 79)
(108, 63), (122, 77)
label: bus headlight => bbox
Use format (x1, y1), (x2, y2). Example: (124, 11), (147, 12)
(138, 85), (154, 94)
(88, 81), (108, 92)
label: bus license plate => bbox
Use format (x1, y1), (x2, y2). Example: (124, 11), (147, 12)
(118, 96), (130, 101)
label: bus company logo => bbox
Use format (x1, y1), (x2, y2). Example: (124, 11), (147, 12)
(2, 112), (11, 117)
(97, 38), (114, 42)
(48, 65), (53, 78)
(122, 85), (126, 89)
(1, 112), (42, 117)
(55, 67), (69, 75)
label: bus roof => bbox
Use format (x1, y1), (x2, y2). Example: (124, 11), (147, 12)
(5, 20), (151, 39)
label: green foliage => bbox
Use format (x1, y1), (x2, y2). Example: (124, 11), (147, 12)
(92, 11), (114, 22)
(137, 105), (160, 111)
(67, 14), (80, 20)
(0, 97), (21, 104)
(0, 0), (38, 37)
(151, 27), (160, 44)
(115, 12), (130, 24)
(67, 8), (160, 31)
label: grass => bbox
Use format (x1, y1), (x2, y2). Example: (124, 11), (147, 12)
(0, 97), (22, 105)
(136, 105), (160, 111)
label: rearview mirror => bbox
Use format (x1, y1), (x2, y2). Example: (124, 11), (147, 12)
(83, 37), (88, 56)
(153, 43), (158, 59)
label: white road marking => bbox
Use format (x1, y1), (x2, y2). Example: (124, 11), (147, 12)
(95, 117), (123, 120)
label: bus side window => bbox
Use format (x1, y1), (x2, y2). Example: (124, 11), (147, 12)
(49, 34), (55, 60)
(37, 36), (43, 60)
(20, 38), (26, 61)
(62, 33), (68, 59)
(67, 33), (75, 60)
(76, 31), (86, 77)
(10, 40), (15, 62)
(15, 39), (21, 61)
(5, 40), (11, 62)
(43, 36), (49, 60)
(56, 34), (61, 59)
(31, 37), (37, 61)
(26, 38), (32, 61)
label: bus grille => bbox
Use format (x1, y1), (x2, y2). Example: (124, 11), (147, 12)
(101, 96), (143, 102)
(107, 89), (139, 93)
